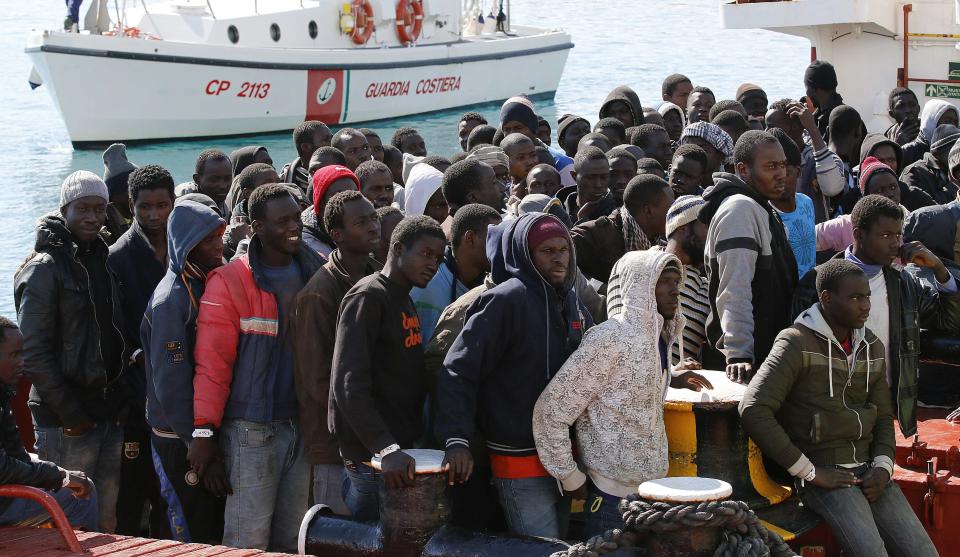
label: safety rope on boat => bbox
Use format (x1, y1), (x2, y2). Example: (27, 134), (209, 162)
(553, 495), (797, 557)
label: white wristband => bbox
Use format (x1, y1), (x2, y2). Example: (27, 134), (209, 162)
(375, 444), (401, 459)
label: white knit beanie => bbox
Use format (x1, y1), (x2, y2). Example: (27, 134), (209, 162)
(60, 170), (109, 208)
(665, 195), (706, 238)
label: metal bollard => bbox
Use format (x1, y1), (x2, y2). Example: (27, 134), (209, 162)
(298, 449), (567, 557)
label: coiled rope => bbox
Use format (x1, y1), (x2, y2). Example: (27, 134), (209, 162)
(553, 495), (797, 557)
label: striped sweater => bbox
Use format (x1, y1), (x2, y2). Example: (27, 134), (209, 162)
(672, 265), (709, 365)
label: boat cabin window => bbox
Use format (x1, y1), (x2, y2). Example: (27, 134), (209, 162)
(270, 23), (281, 42)
(227, 25), (239, 44)
(308, 20), (318, 39)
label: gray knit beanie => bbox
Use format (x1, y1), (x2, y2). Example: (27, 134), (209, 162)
(949, 140), (960, 181)
(60, 170), (109, 208)
(931, 124), (960, 158)
(103, 143), (137, 180)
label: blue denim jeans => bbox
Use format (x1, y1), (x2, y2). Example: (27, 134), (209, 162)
(800, 475), (938, 557)
(342, 460), (380, 522)
(312, 463), (348, 515)
(492, 476), (569, 539)
(220, 418), (309, 552)
(583, 482), (623, 539)
(0, 485), (99, 530)
(35, 422), (122, 533)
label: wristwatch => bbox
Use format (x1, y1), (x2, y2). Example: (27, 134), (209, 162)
(375, 444), (401, 459)
(803, 468), (816, 483)
(62, 470), (72, 488)
(192, 428), (215, 439)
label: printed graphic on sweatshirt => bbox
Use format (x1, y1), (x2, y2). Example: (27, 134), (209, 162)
(402, 311), (422, 348)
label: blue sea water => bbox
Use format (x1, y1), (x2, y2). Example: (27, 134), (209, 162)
(0, 0), (808, 315)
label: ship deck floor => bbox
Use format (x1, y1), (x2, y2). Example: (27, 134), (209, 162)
(0, 526), (298, 557)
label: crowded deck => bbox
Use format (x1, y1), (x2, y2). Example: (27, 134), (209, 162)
(4, 2), (960, 557)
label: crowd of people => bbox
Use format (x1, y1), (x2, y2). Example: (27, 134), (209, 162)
(2, 60), (959, 557)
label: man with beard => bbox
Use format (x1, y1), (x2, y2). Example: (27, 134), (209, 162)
(700, 131), (798, 383)
(662, 195), (709, 365)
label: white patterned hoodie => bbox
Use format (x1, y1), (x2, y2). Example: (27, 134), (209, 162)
(532, 250), (686, 497)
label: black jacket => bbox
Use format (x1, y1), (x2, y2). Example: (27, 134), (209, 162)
(108, 221), (166, 350)
(901, 152), (959, 206)
(900, 137), (929, 169)
(792, 253), (960, 437)
(559, 186), (617, 225)
(0, 387), (63, 513)
(108, 222), (165, 430)
(903, 201), (960, 261)
(14, 214), (130, 428)
(571, 210), (625, 283)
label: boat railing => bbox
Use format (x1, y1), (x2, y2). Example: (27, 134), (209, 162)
(90, 0), (323, 40)
(899, 3), (960, 89)
(0, 485), (82, 552)
(462, 0), (510, 35)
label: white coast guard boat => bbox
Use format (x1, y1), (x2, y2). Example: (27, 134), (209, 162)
(25, 0), (572, 147)
(720, 0), (960, 133)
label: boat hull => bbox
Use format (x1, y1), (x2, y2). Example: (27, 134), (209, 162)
(26, 32), (572, 147)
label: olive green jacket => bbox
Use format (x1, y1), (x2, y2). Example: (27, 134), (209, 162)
(739, 303), (895, 480)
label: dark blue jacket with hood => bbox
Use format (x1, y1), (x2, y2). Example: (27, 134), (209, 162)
(436, 213), (591, 457)
(140, 201), (224, 443)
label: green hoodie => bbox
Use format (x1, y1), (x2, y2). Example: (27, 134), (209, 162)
(739, 303), (894, 480)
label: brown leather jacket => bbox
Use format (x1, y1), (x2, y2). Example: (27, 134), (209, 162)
(292, 250), (381, 465)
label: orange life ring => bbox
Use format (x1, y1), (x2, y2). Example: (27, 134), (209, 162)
(351, 0), (375, 45)
(395, 0), (423, 45)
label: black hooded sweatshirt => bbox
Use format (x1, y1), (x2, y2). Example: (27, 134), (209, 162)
(859, 134), (936, 211)
(599, 86), (645, 128)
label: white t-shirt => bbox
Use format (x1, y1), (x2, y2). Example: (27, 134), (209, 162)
(866, 272), (890, 357)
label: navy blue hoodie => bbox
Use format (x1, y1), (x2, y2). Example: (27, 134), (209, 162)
(140, 201), (224, 442)
(435, 213), (591, 457)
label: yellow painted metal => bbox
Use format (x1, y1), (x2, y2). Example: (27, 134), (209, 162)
(747, 439), (792, 505)
(907, 33), (960, 39)
(664, 401), (698, 477)
(760, 519), (796, 542)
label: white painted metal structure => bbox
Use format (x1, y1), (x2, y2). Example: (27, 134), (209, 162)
(720, 0), (960, 133)
(26, 0), (572, 146)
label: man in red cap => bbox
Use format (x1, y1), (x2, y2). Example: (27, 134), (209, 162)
(436, 213), (592, 539)
(302, 165), (361, 258)
(816, 157), (908, 256)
